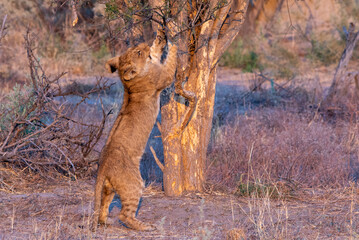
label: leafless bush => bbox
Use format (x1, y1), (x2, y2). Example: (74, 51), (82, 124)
(0, 30), (112, 178)
(207, 109), (356, 191)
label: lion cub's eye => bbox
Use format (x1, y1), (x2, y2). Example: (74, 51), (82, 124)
(137, 50), (141, 56)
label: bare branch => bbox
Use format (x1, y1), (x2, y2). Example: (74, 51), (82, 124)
(25, 29), (39, 92)
(1, 29), (112, 178)
(0, 14), (7, 42)
(213, 0), (249, 64)
(323, 23), (359, 111)
(150, 146), (164, 172)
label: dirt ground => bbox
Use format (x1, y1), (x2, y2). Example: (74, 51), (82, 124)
(0, 178), (359, 239)
(0, 180), (242, 239)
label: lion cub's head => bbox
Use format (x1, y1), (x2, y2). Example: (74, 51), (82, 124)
(105, 43), (150, 82)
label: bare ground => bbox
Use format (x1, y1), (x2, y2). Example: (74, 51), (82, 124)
(1, 178), (359, 239)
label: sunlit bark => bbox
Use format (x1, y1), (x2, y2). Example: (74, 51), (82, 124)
(159, 0), (249, 196)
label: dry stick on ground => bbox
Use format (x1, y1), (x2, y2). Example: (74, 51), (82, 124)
(0, 29), (111, 177)
(322, 22), (359, 112)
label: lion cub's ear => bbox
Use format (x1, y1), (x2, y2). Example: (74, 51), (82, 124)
(105, 57), (120, 73)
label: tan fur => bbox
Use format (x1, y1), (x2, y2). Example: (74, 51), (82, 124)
(92, 30), (177, 231)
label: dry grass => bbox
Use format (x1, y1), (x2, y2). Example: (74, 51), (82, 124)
(0, 0), (112, 94)
(208, 109), (357, 191)
(235, 185), (359, 239)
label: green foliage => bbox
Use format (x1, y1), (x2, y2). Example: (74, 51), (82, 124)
(105, 0), (149, 22)
(38, 35), (66, 59)
(220, 40), (261, 72)
(214, 0), (229, 11)
(337, 0), (359, 23)
(235, 179), (281, 199)
(105, 0), (119, 20)
(261, 42), (299, 79)
(307, 38), (342, 66)
(0, 84), (35, 133)
(92, 43), (110, 60)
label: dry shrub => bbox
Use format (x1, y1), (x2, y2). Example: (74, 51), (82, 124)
(0, 30), (112, 181)
(207, 109), (356, 191)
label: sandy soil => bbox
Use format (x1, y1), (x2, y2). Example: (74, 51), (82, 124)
(0, 180), (245, 239)
(1, 179), (358, 239)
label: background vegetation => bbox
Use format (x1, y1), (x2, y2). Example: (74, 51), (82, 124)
(2, 0), (359, 239)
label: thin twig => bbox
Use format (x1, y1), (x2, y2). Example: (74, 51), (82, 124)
(0, 15), (7, 41)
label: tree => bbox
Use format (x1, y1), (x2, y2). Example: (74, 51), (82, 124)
(102, 0), (250, 196)
(322, 23), (359, 116)
(242, 0), (284, 33)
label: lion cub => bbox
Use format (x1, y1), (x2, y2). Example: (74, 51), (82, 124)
(92, 30), (177, 231)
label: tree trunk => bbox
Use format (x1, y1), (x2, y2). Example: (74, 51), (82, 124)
(161, 67), (217, 195)
(106, 0), (250, 196)
(322, 23), (359, 114)
(160, 1), (249, 196)
(242, 0), (284, 33)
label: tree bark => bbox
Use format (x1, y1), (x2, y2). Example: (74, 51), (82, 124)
(160, 0), (249, 196)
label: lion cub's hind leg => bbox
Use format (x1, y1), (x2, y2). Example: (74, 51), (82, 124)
(115, 181), (156, 231)
(98, 179), (115, 225)
(119, 195), (156, 231)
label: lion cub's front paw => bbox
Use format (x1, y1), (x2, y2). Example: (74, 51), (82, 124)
(155, 29), (166, 47)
